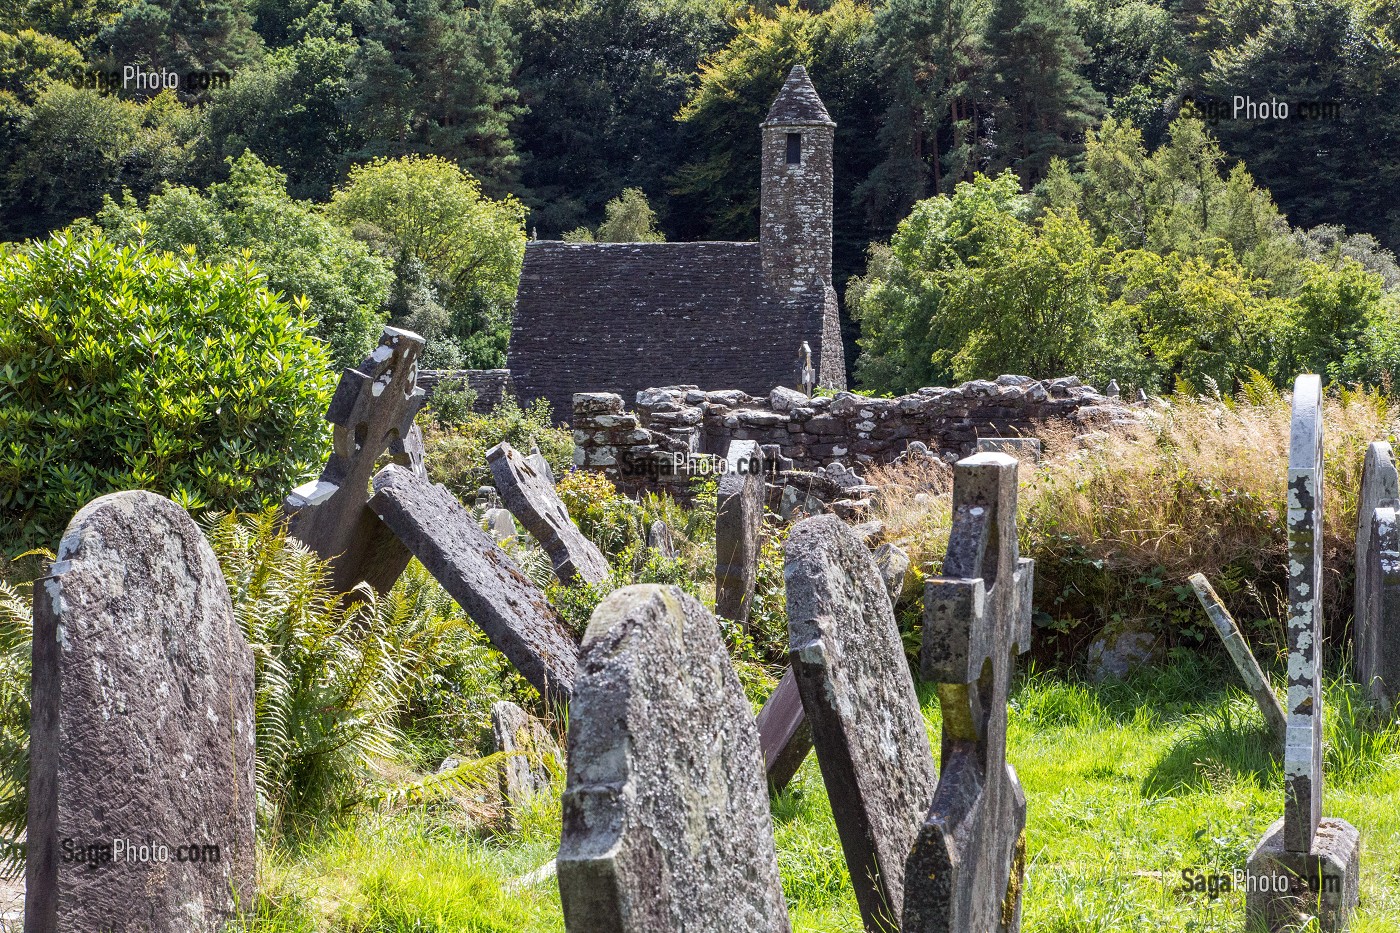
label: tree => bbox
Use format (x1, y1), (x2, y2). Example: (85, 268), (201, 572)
(98, 151), (391, 367)
(328, 155), (527, 368)
(564, 187), (666, 242)
(980, 0), (1101, 184)
(0, 29), (84, 103)
(96, 0), (264, 98)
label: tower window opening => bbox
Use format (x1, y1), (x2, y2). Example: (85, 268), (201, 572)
(786, 132), (802, 165)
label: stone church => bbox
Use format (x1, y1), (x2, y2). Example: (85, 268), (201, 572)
(508, 65), (846, 420)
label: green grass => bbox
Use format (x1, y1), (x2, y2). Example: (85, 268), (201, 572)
(246, 657), (1400, 931)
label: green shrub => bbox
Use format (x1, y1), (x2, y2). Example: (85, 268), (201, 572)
(0, 230), (335, 554)
(421, 396), (574, 501)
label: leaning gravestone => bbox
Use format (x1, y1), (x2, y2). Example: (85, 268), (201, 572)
(787, 515), (938, 932)
(1364, 505), (1400, 707)
(488, 441), (610, 586)
(755, 669), (811, 794)
(284, 326), (427, 595)
(716, 440), (765, 627)
(27, 492), (255, 932)
(370, 465), (579, 707)
(557, 585), (790, 932)
(906, 452), (1033, 933)
(1355, 440), (1399, 702)
(1245, 374), (1360, 932)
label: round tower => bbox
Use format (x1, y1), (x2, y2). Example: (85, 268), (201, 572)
(760, 65), (836, 294)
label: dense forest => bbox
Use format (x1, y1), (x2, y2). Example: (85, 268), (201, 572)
(2, 0), (1398, 390)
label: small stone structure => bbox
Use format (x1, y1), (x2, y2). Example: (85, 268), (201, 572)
(488, 441), (610, 585)
(572, 376), (1135, 496)
(417, 368), (516, 412)
(786, 515), (937, 932)
(27, 492), (255, 932)
(1355, 440), (1399, 704)
(906, 453), (1033, 932)
(557, 586), (791, 932)
(1245, 374), (1360, 932)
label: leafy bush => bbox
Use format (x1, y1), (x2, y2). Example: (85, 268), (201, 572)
(0, 231), (335, 554)
(421, 397), (574, 502)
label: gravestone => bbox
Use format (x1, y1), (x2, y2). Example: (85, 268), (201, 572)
(484, 507), (517, 545)
(488, 441), (610, 586)
(370, 465), (579, 707)
(905, 452), (1032, 933)
(1245, 374), (1360, 932)
(1364, 505), (1400, 706)
(492, 700), (562, 819)
(284, 326), (427, 595)
(527, 444), (557, 485)
(716, 440), (765, 627)
(755, 669), (811, 794)
(786, 515), (937, 932)
(1190, 573), (1288, 744)
(557, 585), (790, 932)
(26, 491), (255, 932)
(646, 520), (677, 559)
(874, 542), (911, 604)
(1355, 441), (1399, 702)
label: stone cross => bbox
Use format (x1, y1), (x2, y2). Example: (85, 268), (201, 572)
(905, 451), (1032, 933)
(716, 440), (765, 627)
(284, 326), (427, 595)
(1244, 374), (1360, 932)
(1364, 504), (1400, 706)
(1355, 440), (1398, 702)
(786, 515), (937, 932)
(27, 492), (255, 932)
(488, 441), (611, 586)
(557, 585), (791, 932)
(370, 465), (579, 707)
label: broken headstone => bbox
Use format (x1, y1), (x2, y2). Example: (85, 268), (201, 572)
(27, 492), (255, 932)
(488, 441), (611, 586)
(906, 452), (1033, 933)
(557, 585), (790, 932)
(787, 515), (937, 932)
(1190, 573), (1287, 745)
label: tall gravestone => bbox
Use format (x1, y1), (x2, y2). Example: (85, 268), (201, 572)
(786, 515), (938, 932)
(284, 326), (427, 595)
(1355, 440), (1399, 703)
(716, 440), (765, 627)
(370, 465), (579, 706)
(488, 441), (611, 586)
(905, 452), (1033, 933)
(1245, 374), (1360, 932)
(557, 586), (790, 932)
(27, 492), (255, 932)
(1364, 505), (1400, 706)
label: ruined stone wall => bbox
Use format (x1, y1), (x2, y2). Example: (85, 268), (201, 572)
(573, 375), (1137, 494)
(417, 369), (515, 413)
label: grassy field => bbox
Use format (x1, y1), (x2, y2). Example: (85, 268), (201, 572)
(244, 655), (1400, 932)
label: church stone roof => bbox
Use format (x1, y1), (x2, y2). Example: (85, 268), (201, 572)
(508, 241), (825, 420)
(763, 65), (835, 127)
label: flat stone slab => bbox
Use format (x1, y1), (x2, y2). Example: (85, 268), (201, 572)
(370, 465), (579, 706)
(27, 491), (255, 932)
(755, 668), (811, 794)
(488, 441), (611, 585)
(1246, 817), (1360, 932)
(786, 514), (937, 932)
(558, 585), (790, 932)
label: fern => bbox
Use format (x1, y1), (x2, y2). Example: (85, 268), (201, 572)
(378, 752), (517, 808)
(0, 579), (33, 878)
(1238, 367), (1281, 407)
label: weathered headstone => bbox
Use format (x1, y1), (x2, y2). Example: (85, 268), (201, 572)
(716, 440), (765, 627)
(1355, 440), (1399, 702)
(27, 492), (255, 932)
(786, 515), (937, 932)
(484, 507), (517, 545)
(488, 441), (610, 586)
(527, 443), (556, 486)
(906, 452), (1032, 933)
(492, 700), (562, 818)
(874, 541), (910, 605)
(1190, 573), (1288, 745)
(284, 326), (427, 595)
(1106, 379), (1120, 398)
(1245, 374), (1360, 932)
(1364, 505), (1400, 706)
(558, 585), (791, 932)
(646, 519), (677, 559)
(755, 669), (812, 794)
(370, 465), (579, 706)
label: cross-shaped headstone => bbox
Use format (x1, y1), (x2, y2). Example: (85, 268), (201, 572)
(285, 327), (427, 595)
(1244, 374), (1360, 932)
(905, 451), (1033, 933)
(1355, 440), (1398, 702)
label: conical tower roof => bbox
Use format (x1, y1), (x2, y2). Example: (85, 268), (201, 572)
(762, 65), (835, 127)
